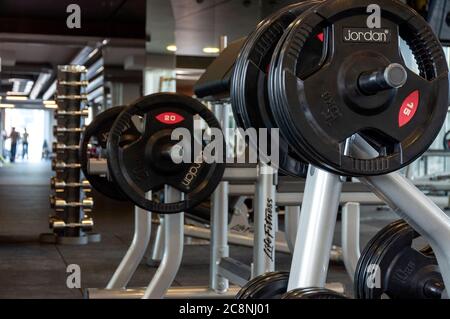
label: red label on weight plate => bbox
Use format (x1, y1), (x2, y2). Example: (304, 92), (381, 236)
(317, 33), (324, 42)
(156, 112), (185, 125)
(398, 90), (419, 128)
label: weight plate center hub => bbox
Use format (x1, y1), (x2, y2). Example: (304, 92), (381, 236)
(145, 130), (184, 175)
(339, 52), (403, 115)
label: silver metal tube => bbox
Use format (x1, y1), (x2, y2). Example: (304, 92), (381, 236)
(284, 206), (300, 253)
(87, 158), (108, 175)
(148, 217), (165, 265)
(87, 282), (344, 299)
(351, 136), (450, 293)
(107, 199), (152, 289)
(87, 286), (242, 299)
(252, 164), (277, 277)
(142, 187), (184, 299)
(210, 182), (229, 293)
(86, 158), (258, 183)
(184, 224), (291, 253)
(210, 102), (231, 293)
(341, 202), (361, 282)
(287, 167), (342, 290)
(276, 192), (448, 208)
(223, 167), (258, 183)
(186, 224), (341, 262)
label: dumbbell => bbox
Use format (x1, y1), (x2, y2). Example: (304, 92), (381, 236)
(57, 79), (89, 97)
(50, 215), (94, 231)
(52, 142), (80, 153)
(56, 94), (88, 101)
(53, 126), (85, 136)
(51, 160), (82, 171)
(53, 197), (94, 212)
(58, 80), (89, 86)
(50, 177), (91, 191)
(54, 108), (89, 118)
(57, 65), (87, 81)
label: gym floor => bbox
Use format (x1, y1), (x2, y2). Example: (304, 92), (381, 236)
(0, 161), (399, 299)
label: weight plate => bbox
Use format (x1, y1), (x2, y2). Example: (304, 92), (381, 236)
(356, 221), (413, 299)
(353, 219), (406, 298)
(355, 220), (444, 299)
(107, 93), (226, 214)
(269, 0), (449, 176)
(236, 272), (289, 299)
(80, 106), (140, 201)
(267, 4), (327, 172)
(282, 287), (348, 299)
(231, 1), (322, 178)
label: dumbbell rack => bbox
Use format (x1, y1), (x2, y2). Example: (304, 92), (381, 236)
(43, 65), (99, 245)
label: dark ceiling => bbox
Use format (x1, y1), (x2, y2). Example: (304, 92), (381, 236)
(0, 0), (146, 38)
(1, 0), (433, 104)
(165, 0), (303, 56)
(0, 0), (293, 101)
(0, 0), (146, 102)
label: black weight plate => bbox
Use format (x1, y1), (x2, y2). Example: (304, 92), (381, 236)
(236, 272), (289, 299)
(235, 271), (279, 299)
(107, 93), (226, 214)
(354, 219), (403, 297)
(365, 222), (415, 299)
(231, 1), (322, 178)
(282, 287), (348, 299)
(80, 106), (139, 201)
(354, 220), (411, 299)
(355, 220), (444, 299)
(267, 5), (328, 172)
(269, 0), (449, 177)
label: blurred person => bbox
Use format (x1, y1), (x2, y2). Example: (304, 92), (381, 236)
(42, 140), (50, 160)
(8, 127), (20, 163)
(22, 128), (29, 160)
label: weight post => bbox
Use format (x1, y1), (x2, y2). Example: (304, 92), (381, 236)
(142, 186), (184, 299)
(210, 101), (231, 293)
(148, 217), (165, 266)
(252, 163), (278, 277)
(287, 167), (342, 291)
(341, 202), (361, 282)
(209, 181), (230, 293)
(107, 198), (153, 289)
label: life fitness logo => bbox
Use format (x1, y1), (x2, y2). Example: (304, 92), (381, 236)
(156, 112), (184, 125)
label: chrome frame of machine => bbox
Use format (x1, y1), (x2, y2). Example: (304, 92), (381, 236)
(85, 140), (450, 299)
(85, 102), (283, 298)
(84, 161), (277, 298)
(287, 135), (450, 293)
(85, 135), (450, 298)
(106, 194), (153, 289)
